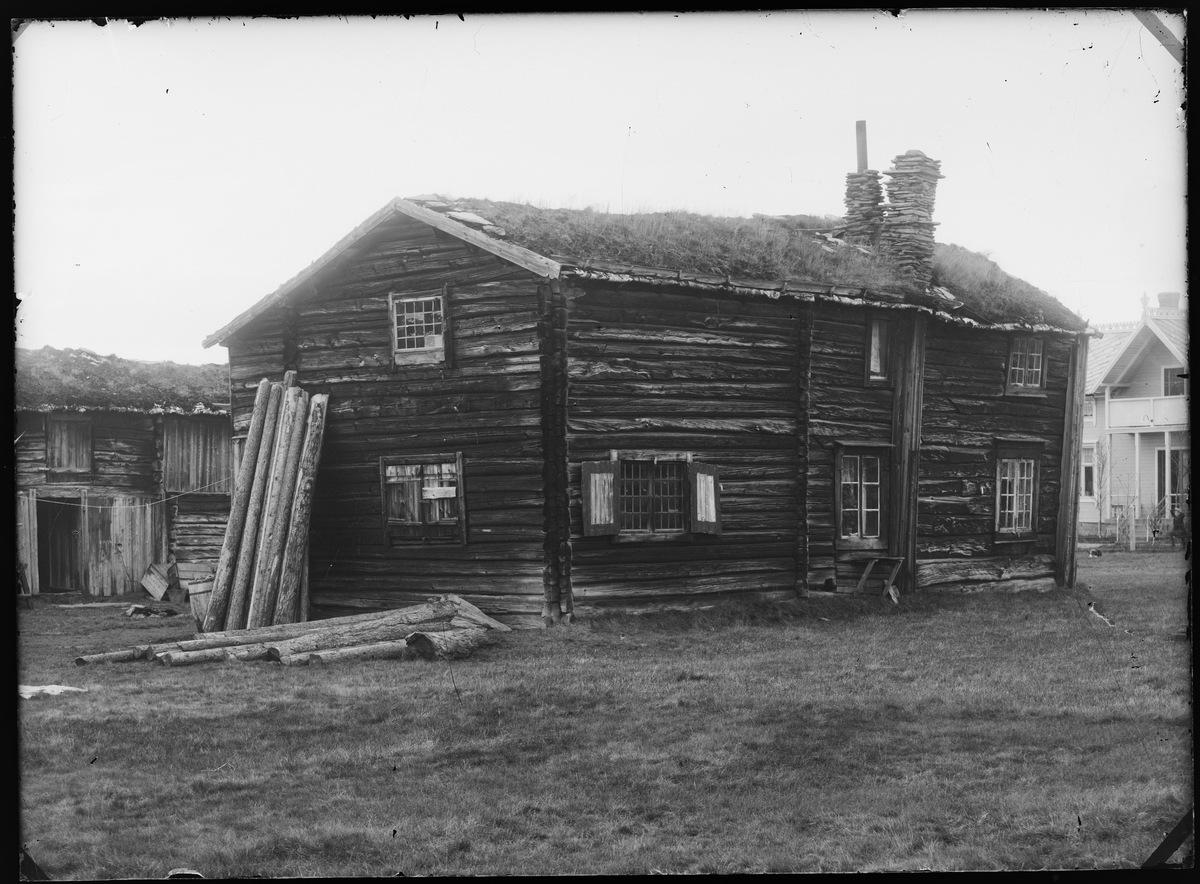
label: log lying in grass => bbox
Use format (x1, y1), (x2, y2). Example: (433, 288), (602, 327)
(406, 627), (490, 660)
(288, 638), (415, 666)
(74, 648), (144, 666)
(79, 594), (508, 667)
(264, 598), (460, 660)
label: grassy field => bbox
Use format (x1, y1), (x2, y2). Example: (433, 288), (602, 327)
(18, 551), (1192, 876)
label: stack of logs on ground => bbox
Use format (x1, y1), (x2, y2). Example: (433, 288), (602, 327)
(201, 373), (329, 633)
(75, 594), (510, 667)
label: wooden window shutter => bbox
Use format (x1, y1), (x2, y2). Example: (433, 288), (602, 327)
(442, 285), (456, 369)
(454, 450), (467, 545)
(582, 461), (619, 536)
(689, 463), (722, 535)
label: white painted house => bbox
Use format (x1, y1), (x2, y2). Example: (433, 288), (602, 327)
(1079, 292), (1189, 542)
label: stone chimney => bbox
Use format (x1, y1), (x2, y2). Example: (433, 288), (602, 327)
(1157, 291), (1182, 312)
(843, 170), (884, 245)
(879, 150), (944, 290)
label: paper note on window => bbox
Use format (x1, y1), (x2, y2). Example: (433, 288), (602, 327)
(422, 485), (457, 500)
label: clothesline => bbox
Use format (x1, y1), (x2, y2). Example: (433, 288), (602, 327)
(18, 477), (234, 510)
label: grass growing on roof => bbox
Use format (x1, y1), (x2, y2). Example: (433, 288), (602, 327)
(458, 199), (919, 295)
(18, 552), (1190, 876)
(932, 243), (1085, 330)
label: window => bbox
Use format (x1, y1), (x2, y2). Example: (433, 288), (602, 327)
(1006, 336), (1045, 392)
(380, 452), (466, 544)
(46, 415), (92, 483)
(389, 289), (452, 367)
(835, 445), (889, 550)
(1083, 397), (1095, 425)
(582, 453), (721, 539)
(1081, 445), (1095, 498)
(165, 417), (233, 493)
(1163, 366), (1188, 397)
(864, 318), (892, 385)
(995, 442), (1041, 539)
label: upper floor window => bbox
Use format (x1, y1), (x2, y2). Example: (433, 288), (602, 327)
(835, 445), (889, 550)
(864, 318), (892, 385)
(389, 289), (452, 367)
(1162, 366), (1188, 397)
(380, 452), (466, 544)
(583, 452), (721, 539)
(1006, 336), (1045, 393)
(46, 415), (92, 483)
(1083, 397), (1096, 425)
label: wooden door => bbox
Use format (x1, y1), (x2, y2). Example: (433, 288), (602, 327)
(37, 498), (82, 592)
(17, 491), (39, 595)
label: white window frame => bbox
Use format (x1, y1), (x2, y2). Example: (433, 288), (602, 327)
(995, 442), (1041, 540)
(835, 445), (889, 551)
(1162, 365), (1187, 397)
(864, 317), (893, 386)
(1080, 444), (1095, 499)
(1006, 336), (1046, 394)
(1083, 397), (1096, 426)
(389, 291), (449, 367)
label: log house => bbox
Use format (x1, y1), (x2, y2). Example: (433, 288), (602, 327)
(204, 160), (1093, 620)
(16, 346), (232, 596)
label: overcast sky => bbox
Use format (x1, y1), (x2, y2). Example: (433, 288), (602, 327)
(14, 11), (1187, 366)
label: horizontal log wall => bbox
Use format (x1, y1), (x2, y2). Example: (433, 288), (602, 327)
(225, 217), (549, 618)
(806, 306), (897, 585)
(171, 493), (231, 564)
(565, 282), (804, 604)
(15, 412), (159, 497)
(917, 322), (1070, 568)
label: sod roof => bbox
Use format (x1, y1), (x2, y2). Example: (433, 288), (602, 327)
(421, 197), (1087, 331)
(15, 346), (229, 413)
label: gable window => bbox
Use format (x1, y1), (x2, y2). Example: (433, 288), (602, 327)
(1006, 336), (1045, 393)
(389, 288), (453, 367)
(995, 441), (1042, 540)
(864, 318), (892, 385)
(46, 415), (92, 483)
(1162, 366), (1188, 397)
(835, 445), (889, 550)
(380, 452), (466, 544)
(1081, 445), (1095, 498)
(582, 452), (721, 539)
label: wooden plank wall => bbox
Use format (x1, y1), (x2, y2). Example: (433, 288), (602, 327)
(916, 322), (1071, 589)
(564, 282), (803, 605)
(805, 306), (897, 585)
(84, 495), (164, 596)
(224, 217), (549, 617)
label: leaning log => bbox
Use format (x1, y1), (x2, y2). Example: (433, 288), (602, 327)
(246, 386), (309, 629)
(405, 627), (490, 660)
(203, 378), (271, 633)
(272, 394), (330, 625)
(224, 382), (284, 631)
